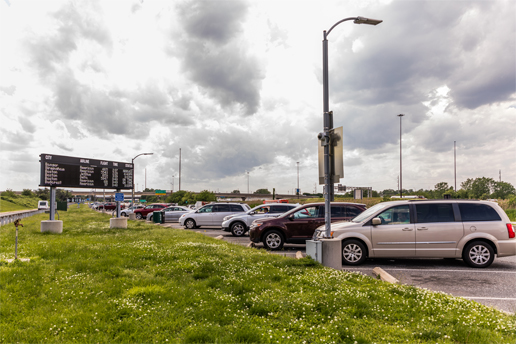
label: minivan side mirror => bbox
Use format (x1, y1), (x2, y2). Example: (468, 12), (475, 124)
(372, 218), (381, 226)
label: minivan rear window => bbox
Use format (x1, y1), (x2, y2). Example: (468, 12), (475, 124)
(459, 203), (501, 222)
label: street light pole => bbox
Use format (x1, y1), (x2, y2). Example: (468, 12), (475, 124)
(297, 162), (300, 199)
(322, 16), (382, 238)
(132, 153), (153, 206)
(398, 114), (404, 199)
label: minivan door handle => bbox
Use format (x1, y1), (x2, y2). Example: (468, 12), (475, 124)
(417, 227), (428, 231)
(402, 227), (413, 231)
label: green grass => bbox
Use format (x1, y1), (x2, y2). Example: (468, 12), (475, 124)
(0, 195), (39, 212)
(1, 205), (515, 343)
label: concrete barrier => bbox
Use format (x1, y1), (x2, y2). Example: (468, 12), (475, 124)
(128, 214), (136, 220)
(109, 218), (127, 229)
(373, 267), (399, 284)
(321, 239), (342, 270)
(41, 220), (63, 233)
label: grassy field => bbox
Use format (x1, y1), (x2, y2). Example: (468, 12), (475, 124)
(1, 205), (514, 343)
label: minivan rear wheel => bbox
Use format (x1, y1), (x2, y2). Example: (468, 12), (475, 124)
(342, 240), (367, 265)
(463, 241), (494, 268)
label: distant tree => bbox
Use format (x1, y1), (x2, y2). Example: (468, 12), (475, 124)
(470, 177), (496, 199)
(166, 190), (188, 204)
(22, 189), (34, 197)
(196, 190), (217, 202)
(181, 192), (196, 205)
(231, 190), (241, 194)
(434, 182), (453, 199)
(56, 189), (73, 202)
(143, 188), (155, 192)
(34, 188), (50, 200)
(254, 188), (271, 195)
(491, 181), (516, 199)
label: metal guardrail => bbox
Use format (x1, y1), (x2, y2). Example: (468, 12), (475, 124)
(0, 209), (44, 226)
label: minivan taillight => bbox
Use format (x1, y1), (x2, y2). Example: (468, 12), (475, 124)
(507, 223), (515, 239)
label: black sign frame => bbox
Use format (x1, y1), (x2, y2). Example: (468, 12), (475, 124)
(39, 153), (134, 190)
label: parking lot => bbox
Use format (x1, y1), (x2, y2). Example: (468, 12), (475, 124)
(160, 221), (516, 314)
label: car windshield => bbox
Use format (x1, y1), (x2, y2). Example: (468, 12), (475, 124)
(351, 203), (389, 223)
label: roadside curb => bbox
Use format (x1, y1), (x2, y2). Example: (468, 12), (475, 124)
(373, 267), (399, 284)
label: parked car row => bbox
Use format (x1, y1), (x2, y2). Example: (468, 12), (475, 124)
(90, 202), (126, 210)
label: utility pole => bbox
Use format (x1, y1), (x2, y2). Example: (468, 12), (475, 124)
(179, 148), (181, 191)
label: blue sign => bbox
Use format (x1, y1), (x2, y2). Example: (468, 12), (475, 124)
(115, 193), (124, 202)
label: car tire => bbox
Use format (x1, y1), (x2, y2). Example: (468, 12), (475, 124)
(149, 215), (153, 222)
(262, 230), (284, 250)
(342, 240), (367, 265)
(230, 222), (247, 237)
(463, 241), (494, 268)
(185, 219), (196, 229)
(135, 213), (143, 220)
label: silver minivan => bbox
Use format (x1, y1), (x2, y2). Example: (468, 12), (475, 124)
(179, 203), (251, 229)
(315, 200), (516, 268)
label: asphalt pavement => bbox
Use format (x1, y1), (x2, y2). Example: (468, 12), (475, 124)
(159, 221), (516, 314)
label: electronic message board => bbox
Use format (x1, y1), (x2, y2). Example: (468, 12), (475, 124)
(40, 154), (133, 190)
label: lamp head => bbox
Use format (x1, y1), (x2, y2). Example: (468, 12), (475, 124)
(354, 16), (383, 25)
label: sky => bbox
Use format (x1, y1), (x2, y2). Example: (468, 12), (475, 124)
(1, 0), (515, 195)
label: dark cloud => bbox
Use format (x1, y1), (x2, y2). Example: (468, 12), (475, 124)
(329, 1), (515, 111)
(174, 0), (264, 115)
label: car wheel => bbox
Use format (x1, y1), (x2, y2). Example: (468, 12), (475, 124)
(342, 240), (367, 265)
(135, 213), (143, 220)
(230, 222), (247, 237)
(185, 219), (196, 229)
(463, 241), (494, 268)
(263, 230), (284, 250)
(149, 215), (153, 222)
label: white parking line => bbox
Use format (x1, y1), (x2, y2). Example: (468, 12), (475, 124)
(462, 297), (516, 300)
(344, 268), (516, 273)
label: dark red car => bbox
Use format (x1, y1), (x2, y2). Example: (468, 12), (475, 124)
(249, 202), (366, 250)
(100, 202), (125, 210)
(133, 203), (168, 220)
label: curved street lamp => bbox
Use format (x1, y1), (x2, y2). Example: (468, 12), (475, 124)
(132, 153), (153, 206)
(322, 16), (382, 238)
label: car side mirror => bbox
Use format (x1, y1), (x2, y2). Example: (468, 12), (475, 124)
(372, 218), (381, 226)
(289, 214), (295, 221)
(249, 211), (256, 215)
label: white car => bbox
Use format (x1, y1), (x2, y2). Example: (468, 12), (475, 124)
(179, 203), (251, 229)
(120, 205), (144, 217)
(38, 200), (49, 210)
(146, 206), (192, 222)
(221, 203), (299, 237)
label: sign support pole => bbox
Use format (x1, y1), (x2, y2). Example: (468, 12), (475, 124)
(49, 187), (56, 221)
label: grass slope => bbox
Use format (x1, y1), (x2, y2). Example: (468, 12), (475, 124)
(0, 206), (515, 343)
(0, 196), (39, 212)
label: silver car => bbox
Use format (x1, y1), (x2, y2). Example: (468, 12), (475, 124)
(315, 200), (516, 268)
(221, 203), (299, 237)
(146, 206), (192, 222)
(179, 203), (251, 229)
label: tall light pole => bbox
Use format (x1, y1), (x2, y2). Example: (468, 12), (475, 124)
(321, 16), (382, 238)
(132, 153), (153, 206)
(398, 114), (404, 199)
(179, 148), (181, 191)
(246, 171), (250, 194)
(454, 141), (457, 191)
(297, 162), (300, 199)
